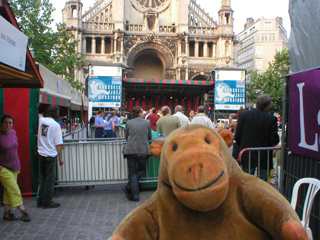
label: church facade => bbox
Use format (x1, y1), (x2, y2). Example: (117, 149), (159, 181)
(63, 0), (235, 82)
(62, 0), (236, 113)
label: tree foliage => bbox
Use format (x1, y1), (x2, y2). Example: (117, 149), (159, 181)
(246, 49), (290, 113)
(8, 0), (83, 90)
(48, 23), (84, 90)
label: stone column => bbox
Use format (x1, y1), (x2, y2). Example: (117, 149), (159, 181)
(213, 43), (216, 58)
(204, 42), (208, 57)
(101, 37), (105, 54)
(195, 41), (199, 57)
(92, 37), (96, 54)
(83, 37), (86, 53)
(186, 41), (189, 56)
(181, 40), (186, 55)
(116, 38), (122, 52)
(114, 37), (118, 52)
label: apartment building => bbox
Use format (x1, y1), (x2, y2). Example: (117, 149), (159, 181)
(236, 17), (288, 80)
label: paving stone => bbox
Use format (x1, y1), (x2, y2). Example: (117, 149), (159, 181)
(0, 185), (154, 240)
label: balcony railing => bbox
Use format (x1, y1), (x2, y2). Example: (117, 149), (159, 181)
(83, 22), (115, 32)
(189, 27), (216, 35)
(125, 24), (143, 32)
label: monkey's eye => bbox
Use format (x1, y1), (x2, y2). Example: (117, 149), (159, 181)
(204, 138), (211, 144)
(172, 144), (178, 151)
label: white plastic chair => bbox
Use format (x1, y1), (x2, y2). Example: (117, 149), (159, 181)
(290, 178), (320, 240)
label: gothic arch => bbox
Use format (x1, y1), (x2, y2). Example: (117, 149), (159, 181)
(127, 42), (174, 69)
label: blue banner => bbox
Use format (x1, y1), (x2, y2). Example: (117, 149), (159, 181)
(214, 69), (246, 110)
(214, 80), (245, 110)
(89, 76), (122, 108)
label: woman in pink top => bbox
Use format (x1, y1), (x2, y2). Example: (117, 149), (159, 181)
(0, 114), (30, 222)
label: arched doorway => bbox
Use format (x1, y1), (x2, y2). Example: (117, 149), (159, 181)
(133, 50), (165, 79)
(192, 74), (208, 80)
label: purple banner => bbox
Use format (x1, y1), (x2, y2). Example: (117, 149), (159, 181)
(289, 69), (320, 161)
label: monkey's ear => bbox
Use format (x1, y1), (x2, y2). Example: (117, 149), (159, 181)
(150, 139), (166, 159)
(218, 129), (234, 147)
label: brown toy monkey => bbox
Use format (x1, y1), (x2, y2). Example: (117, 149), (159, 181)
(109, 125), (308, 240)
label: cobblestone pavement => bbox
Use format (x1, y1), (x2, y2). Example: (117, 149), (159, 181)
(0, 185), (155, 240)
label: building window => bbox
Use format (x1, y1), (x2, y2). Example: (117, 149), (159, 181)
(225, 12), (230, 25)
(105, 37), (111, 53)
(208, 42), (213, 57)
(261, 35), (268, 41)
(274, 46), (281, 52)
(96, 37), (101, 53)
(86, 37), (92, 53)
(256, 59), (263, 69)
(269, 34), (276, 41)
(264, 22), (272, 30)
(190, 14), (194, 26)
(71, 5), (77, 18)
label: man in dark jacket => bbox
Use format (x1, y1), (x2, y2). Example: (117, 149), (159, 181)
(122, 106), (152, 201)
(235, 94), (279, 181)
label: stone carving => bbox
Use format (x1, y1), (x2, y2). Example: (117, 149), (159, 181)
(146, 32), (157, 42)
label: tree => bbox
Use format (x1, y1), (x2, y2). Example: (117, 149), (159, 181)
(246, 49), (290, 113)
(48, 23), (84, 90)
(9, 0), (56, 66)
(8, 0), (84, 90)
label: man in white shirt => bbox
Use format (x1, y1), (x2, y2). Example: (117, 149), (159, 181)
(37, 105), (64, 209)
(191, 106), (214, 129)
(173, 105), (190, 127)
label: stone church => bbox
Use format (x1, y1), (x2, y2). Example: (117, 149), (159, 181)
(62, 0), (236, 112)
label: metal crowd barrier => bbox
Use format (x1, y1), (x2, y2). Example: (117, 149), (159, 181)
(56, 138), (160, 187)
(238, 147), (282, 188)
(63, 123), (87, 140)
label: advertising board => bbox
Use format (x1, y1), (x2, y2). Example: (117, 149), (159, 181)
(214, 69), (246, 111)
(289, 69), (320, 161)
(88, 66), (122, 108)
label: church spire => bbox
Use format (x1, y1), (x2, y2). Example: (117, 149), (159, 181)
(219, 0), (233, 26)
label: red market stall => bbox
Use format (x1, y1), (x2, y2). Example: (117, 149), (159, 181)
(0, 0), (44, 197)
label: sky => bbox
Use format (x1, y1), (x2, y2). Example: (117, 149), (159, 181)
(50, 0), (291, 36)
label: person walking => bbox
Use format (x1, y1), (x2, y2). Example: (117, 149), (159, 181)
(156, 106), (181, 136)
(190, 106), (214, 129)
(235, 94), (279, 181)
(146, 108), (160, 131)
(0, 114), (30, 222)
(122, 106), (152, 202)
(94, 110), (105, 138)
(173, 105), (190, 127)
(37, 105), (64, 208)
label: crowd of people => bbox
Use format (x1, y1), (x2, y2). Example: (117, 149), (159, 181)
(119, 94), (279, 201)
(89, 110), (121, 138)
(0, 94), (280, 219)
(89, 104), (234, 139)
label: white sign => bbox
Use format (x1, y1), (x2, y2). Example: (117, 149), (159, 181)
(89, 66), (122, 77)
(0, 16), (28, 71)
(215, 70), (246, 81)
